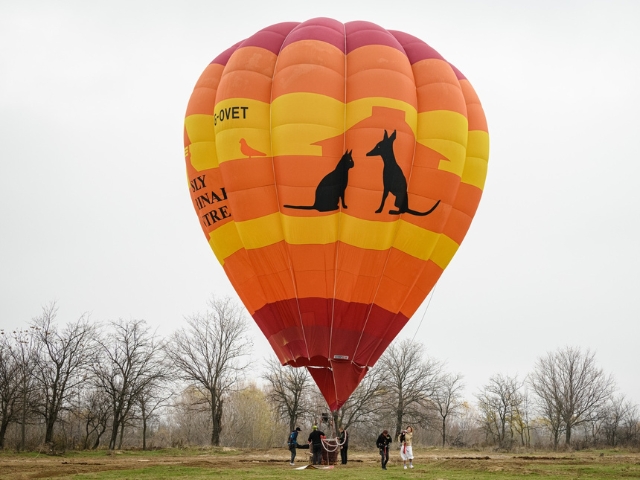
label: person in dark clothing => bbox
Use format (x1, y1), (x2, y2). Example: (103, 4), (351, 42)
(339, 425), (349, 464)
(308, 425), (325, 465)
(376, 430), (392, 470)
(288, 426), (301, 465)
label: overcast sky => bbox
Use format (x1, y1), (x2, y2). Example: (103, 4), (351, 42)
(1, 0), (639, 405)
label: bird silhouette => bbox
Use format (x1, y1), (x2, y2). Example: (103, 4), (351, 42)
(239, 138), (266, 158)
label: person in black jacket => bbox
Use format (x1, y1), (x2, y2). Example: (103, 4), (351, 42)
(308, 425), (325, 465)
(376, 430), (392, 469)
(339, 425), (349, 464)
(288, 426), (301, 465)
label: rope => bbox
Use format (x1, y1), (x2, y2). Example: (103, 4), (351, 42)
(411, 285), (437, 343)
(321, 437), (345, 452)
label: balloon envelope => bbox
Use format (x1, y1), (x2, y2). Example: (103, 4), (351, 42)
(183, 18), (489, 410)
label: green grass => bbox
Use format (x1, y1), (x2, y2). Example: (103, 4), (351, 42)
(67, 462), (640, 480)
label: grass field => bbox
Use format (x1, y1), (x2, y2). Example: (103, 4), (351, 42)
(1, 447), (639, 479)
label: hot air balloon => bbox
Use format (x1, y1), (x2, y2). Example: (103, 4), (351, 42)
(183, 18), (489, 411)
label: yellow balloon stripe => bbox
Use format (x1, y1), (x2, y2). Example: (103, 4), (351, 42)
(185, 114), (218, 171)
(271, 93), (345, 128)
(188, 141), (218, 171)
(336, 215), (400, 250)
(345, 97), (418, 133)
(461, 130), (490, 190)
(209, 212), (458, 270)
(393, 221), (441, 261)
(417, 110), (468, 177)
(188, 95), (472, 179)
(207, 221), (243, 264)
(271, 93), (345, 157)
(427, 234), (460, 270)
(417, 110), (468, 146)
(236, 212), (283, 247)
(282, 214), (340, 244)
(185, 114), (216, 142)
(461, 155), (488, 191)
(271, 124), (342, 157)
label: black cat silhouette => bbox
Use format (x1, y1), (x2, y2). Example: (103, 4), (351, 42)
(366, 130), (440, 216)
(284, 150), (354, 212)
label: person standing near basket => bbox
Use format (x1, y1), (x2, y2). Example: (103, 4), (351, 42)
(339, 425), (349, 464)
(288, 426), (301, 465)
(376, 430), (392, 470)
(398, 425), (414, 469)
(308, 425), (325, 465)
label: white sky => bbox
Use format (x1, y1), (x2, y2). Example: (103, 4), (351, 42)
(1, 1), (639, 405)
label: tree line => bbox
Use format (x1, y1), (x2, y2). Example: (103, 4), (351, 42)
(0, 297), (638, 452)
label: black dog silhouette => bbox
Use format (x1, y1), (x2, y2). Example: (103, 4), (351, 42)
(284, 150), (354, 212)
(366, 130), (440, 216)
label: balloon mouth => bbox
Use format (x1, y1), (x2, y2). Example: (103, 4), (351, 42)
(286, 355), (364, 368)
(307, 362), (369, 411)
(284, 355), (369, 410)
(287, 355), (351, 368)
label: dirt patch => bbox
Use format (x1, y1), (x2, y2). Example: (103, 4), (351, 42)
(444, 456), (491, 460)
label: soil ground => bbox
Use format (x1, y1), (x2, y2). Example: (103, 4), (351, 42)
(1, 447), (639, 479)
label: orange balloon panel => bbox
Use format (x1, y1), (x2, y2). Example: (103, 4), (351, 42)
(183, 18), (489, 410)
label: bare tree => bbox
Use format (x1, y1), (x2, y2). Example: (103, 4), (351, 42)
(620, 402), (639, 446)
(0, 330), (22, 449)
(534, 383), (564, 448)
(137, 380), (172, 450)
(1, 329), (42, 450)
(91, 318), (165, 450)
(475, 374), (523, 448)
(377, 339), (442, 435)
(431, 372), (464, 447)
(511, 386), (532, 448)
(262, 356), (313, 432)
(601, 394), (635, 447)
(334, 363), (385, 431)
(529, 346), (615, 448)
(79, 388), (111, 449)
(12, 325), (37, 451)
(165, 296), (252, 446)
(31, 303), (95, 445)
